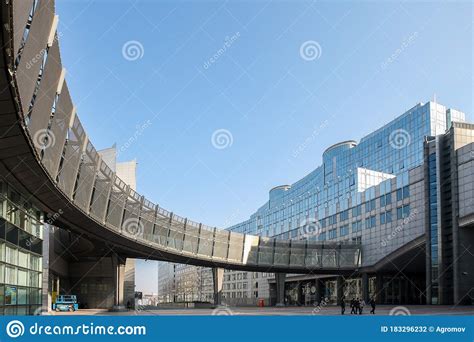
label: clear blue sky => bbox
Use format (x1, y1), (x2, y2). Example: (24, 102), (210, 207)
(56, 0), (472, 293)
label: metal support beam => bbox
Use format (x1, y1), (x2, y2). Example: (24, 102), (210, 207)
(275, 273), (286, 307)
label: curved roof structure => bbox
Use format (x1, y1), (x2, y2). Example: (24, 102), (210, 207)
(0, 0), (361, 274)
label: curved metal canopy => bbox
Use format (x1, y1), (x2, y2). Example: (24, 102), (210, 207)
(0, 0), (361, 274)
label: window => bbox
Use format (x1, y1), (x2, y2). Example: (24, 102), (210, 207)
(365, 215), (376, 229)
(5, 246), (16, 265)
(352, 205), (362, 217)
(5, 266), (16, 285)
(397, 188), (403, 201)
(340, 225), (349, 237)
(380, 194), (391, 207)
(17, 269), (27, 286)
(403, 186), (410, 199)
(352, 220), (362, 233)
(397, 186), (410, 201)
(403, 205), (410, 218)
(365, 199), (376, 213)
(328, 229), (337, 240)
(339, 210), (349, 221)
(397, 205), (410, 219)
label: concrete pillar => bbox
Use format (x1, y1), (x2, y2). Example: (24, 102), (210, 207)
(275, 273), (286, 307)
(111, 254), (126, 311)
(212, 268), (224, 306)
(362, 273), (369, 303)
(376, 274), (384, 304)
(336, 276), (344, 304)
(315, 278), (322, 304)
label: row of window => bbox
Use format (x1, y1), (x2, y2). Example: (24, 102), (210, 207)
(321, 205), (411, 240)
(240, 182), (412, 236)
(224, 282), (248, 290)
(0, 285), (41, 307)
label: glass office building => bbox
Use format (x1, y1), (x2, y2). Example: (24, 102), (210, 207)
(158, 101), (474, 306)
(0, 181), (43, 315)
(228, 101), (463, 238)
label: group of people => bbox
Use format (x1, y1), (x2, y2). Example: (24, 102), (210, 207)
(340, 296), (376, 315)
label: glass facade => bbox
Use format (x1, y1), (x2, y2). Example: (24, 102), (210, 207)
(229, 102), (464, 248)
(0, 181), (43, 315)
(427, 152), (439, 304)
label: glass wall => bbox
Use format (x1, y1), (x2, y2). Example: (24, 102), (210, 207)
(0, 181), (43, 315)
(427, 152), (439, 304)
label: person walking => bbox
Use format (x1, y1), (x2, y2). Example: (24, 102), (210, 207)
(358, 299), (364, 315)
(340, 296), (346, 315)
(370, 297), (376, 314)
(350, 298), (356, 314)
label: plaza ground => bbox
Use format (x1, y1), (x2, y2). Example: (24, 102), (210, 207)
(51, 305), (474, 316)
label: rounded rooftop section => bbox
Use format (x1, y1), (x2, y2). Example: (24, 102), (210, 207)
(269, 185), (291, 201)
(323, 140), (357, 164)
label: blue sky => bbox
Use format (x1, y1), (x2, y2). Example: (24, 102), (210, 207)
(56, 0), (472, 293)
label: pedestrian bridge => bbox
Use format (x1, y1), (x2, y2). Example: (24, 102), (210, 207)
(0, 0), (361, 275)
